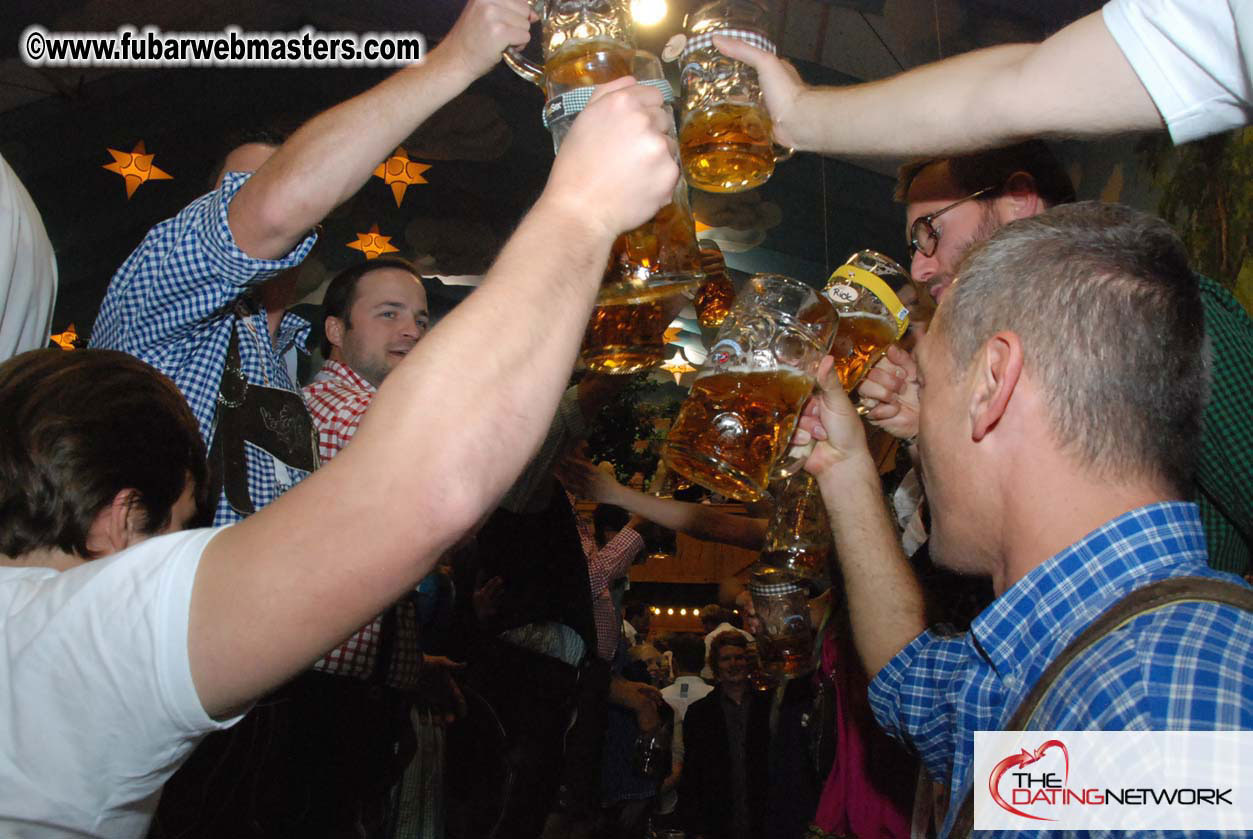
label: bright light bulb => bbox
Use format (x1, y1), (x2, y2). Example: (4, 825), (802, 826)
(631, 0), (667, 26)
(680, 608), (688, 616)
(652, 607), (661, 615)
(667, 608), (675, 615)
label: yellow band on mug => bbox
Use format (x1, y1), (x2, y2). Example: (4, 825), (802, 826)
(826, 264), (909, 339)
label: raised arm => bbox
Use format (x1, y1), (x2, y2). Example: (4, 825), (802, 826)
(802, 358), (925, 677)
(189, 79), (679, 716)
(715, 8), (1162, 157)
(556, 456), (767, 550)
(229, 0), (533, 259)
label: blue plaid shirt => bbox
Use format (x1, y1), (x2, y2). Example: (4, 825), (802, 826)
(90, 172), (318, 524)
(869, 502), (1253, 838)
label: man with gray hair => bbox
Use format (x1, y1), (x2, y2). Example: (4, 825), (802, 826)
(859, 140), (1253, 577)
(799, 202), (1253, 837)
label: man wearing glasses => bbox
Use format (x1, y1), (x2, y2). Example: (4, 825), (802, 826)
(858, 141), (1253, 578)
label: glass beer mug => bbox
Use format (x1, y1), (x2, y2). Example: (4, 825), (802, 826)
(548, 52), (704, 373)
(748, 574), (814, 676)
(693, 239), (737, 329)
(757, 470), (833, 588)
(677, 0), (792, 193)
(822, 250), (911, 394)
(662, 274), (836, 502)
(504, 0), (636, 96)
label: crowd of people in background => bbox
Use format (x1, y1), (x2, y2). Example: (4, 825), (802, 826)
(1, 0), (1252, 837)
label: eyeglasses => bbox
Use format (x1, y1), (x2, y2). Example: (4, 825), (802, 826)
(908, 186), (995, 259)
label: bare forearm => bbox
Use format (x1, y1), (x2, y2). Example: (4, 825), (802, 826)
(230, 51), (476, 258)
(194, 199), (611, 714)
(815, 453), (924, 677)
(601, 483), (765, 550)
(790, 12), (1160, 157)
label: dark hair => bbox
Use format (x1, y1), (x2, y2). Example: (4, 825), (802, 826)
(624, 601), (650, 623)
(592, 503), (630, 545)
(707, 630), (747, 674)
(319, 257), (425, 357)
(895, 140), (1076, 207)
(940, 202), (1208, 495)
(207, 126), (292, 189)
(670, 632), (706, 674)
(0, 350), (211, 558)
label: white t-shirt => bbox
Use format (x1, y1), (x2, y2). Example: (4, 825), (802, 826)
(0, 153), (57, 361)
(1103, 0), (1253, 143)
(0, 527), (239, 838)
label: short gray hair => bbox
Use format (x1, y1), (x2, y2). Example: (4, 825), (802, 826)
(939, 202), (1209, 494)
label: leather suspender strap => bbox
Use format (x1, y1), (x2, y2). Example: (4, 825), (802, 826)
(950, 576), (1253, 837)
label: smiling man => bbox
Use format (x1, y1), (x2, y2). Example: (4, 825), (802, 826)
(304, 258), (430, 460)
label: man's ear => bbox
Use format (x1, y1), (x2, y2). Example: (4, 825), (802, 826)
(85, 489), (146, 556)
(324, 316), (346, 352)
(996, 171), (1043, 223)
(969, 332), (1023, 442)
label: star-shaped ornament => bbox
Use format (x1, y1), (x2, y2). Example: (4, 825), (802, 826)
(372, 147), (431, 207)
(50, 323), (80, 350)
(102, 141), (172, 199)
(663, 326), (684, 344)
(347, 224), (401, 260)
(660, 350), (696, 385)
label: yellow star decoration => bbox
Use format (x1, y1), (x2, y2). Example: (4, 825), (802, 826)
(102, 140), (173, 199)
(50, 323), (79, 351)
(663, 326), (684, 345)
(347, 224), (401, 260)
(660, 351), (696, 385)
(372, 147), (431, 207)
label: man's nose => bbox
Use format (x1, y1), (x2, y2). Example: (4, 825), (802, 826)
(911, 248), (937, 284)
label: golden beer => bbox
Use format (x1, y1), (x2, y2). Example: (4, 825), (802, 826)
(757, 631), (814, 676)
(580, 299), (670, 374)
(543, 38), (634, 89)
(679, 103), (775, 193)
(693, 243), (736, 329)
(599, 200), (704, 306)
(663, 366), (813, 502)
(830, 310), (898, 392)
(758, 471), (833, 586)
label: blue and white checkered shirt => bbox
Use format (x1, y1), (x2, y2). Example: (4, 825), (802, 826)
(90, 172), (318, 525)
(870, 502), (1253, 838)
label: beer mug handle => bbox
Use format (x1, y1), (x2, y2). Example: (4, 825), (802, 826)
(503, 47), (545, 87)
(771, 438), (814, 481)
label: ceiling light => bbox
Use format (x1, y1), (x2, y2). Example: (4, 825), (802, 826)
(631, 0), (667, 26)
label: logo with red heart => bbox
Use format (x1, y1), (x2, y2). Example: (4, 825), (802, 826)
(988, 740), (1070, 821)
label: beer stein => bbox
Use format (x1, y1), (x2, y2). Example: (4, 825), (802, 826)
(747, 574), (814, 676)
(503, 0), (636, 96)
(556, 52), (704, 372)
(693, 239), (737, 329)
(823, 250), (911, 394)
(757, 470), (833, 589)
(677, 0), (792, 193)
(662, 274), (836, 502)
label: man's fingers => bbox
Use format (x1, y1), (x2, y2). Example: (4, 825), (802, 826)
(712, 33), (768, 67)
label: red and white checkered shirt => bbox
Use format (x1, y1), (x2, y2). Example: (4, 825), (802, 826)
(572, 493), (646, 661)
(303, 359), (421, 689)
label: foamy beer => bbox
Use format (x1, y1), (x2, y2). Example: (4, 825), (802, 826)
(757, 470), (833, 588)
(503, 0), (635, 96)
(663, 274), (836, 502)
(823, 250), (912, 393)
(678, 0), (792, 193)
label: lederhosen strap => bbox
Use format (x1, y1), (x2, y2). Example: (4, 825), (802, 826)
(950, 576), (1253, 837)
(209, 323), (319, 516)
